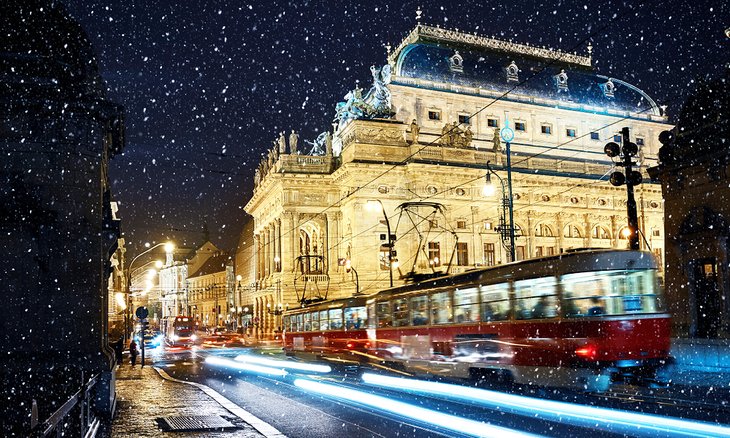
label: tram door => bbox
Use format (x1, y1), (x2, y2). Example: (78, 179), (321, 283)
(692, 258), (721, 338)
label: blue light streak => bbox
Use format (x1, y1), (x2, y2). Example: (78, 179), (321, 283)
(361, 373), (730, 437)
(293, 378), (540, 438)
(233, 354), (331, 374)
(204, 356), (288, 377)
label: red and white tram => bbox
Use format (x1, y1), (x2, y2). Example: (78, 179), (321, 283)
(283, 249), (671, 390)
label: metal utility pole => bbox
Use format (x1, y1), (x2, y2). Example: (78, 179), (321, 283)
(605, 127), (641, 250)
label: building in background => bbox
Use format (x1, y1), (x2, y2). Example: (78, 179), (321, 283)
(233, 217), (257, 334)
(186, 249), (234, 331)
(158, 246), (193, 319)
(1, 0), (125, 430)
(243, 24), (670, 338)
(649, 67), (730, 339)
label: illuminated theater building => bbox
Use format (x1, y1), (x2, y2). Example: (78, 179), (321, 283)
(243, 24), (670, 337)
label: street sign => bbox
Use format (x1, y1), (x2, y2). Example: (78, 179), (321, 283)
(135, 306), (149, 319)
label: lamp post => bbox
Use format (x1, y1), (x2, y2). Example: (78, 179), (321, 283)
(366, 200), (394, 287)
(484, 161), (516, 262)
(125, 241), (174, 343)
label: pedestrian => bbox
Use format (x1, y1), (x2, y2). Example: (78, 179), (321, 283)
(114, 337), (124, 366)
(129, 340), (138, 367)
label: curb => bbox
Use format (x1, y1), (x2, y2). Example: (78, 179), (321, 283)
(153, 367), (287, 438)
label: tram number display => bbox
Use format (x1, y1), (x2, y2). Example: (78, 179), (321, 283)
(623, 295), (643, 312)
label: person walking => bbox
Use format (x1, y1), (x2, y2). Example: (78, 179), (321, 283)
(129, 340), (138, 367)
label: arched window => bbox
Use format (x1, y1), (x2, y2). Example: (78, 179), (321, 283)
(618, 226), (631, 240)
(592, 225), (611, 240)
(534, 223), (554, 237)
(563, 224), (582, 238)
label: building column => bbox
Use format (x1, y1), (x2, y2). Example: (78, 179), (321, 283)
(556, 212), (565, 253)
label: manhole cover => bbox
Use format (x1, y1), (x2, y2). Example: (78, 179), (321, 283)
(157, 415), (237, 431)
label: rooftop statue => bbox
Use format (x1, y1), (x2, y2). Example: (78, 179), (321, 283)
(334, 64), (395, 130)
(305, 131), (328, 156)
(289, 130), (298, 154)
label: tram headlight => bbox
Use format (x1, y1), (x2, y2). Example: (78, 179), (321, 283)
(191, 334), (198, 341)
(171, 334), (179, 342)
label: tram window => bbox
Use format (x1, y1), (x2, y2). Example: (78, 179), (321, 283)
(514, 277), (558, 319)
(410, 295), (429, 326)
(454, 287), (479, 323)
(283, 316), (290, 331)
(480, 283), (510, 321)
(376, 302), (392, 328)
(393, 298), (410, 327)
(303, 313), (312, 331)
(561, 270), (660, 316)
(311, 311), (319, 331)
(295, 313), (303, 331)
(329, 309), (343, 330)
(319, 310), (329, 331)
(345, 306), (366, 330)
(430, 291), (453, 324)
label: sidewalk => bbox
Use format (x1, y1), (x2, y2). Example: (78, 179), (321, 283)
(659, 338), (730, 389)
(109, 361), (274, 437)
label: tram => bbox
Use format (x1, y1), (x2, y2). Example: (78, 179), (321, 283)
(164, 315), (198, 347)
(282, 249), (671, 391)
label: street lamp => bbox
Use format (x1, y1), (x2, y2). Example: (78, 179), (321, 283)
(366, 200), (394, 287)
(125, 241), (175, 342)
(484, 161), (516, 262)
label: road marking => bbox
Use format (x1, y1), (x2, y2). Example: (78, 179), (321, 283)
(154, 367), (286, 438)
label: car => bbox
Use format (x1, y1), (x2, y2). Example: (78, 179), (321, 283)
(134, 329), (163, 349)
(201, 333), (248, 348)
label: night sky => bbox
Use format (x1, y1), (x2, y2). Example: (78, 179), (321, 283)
(63, 0), (728, 255)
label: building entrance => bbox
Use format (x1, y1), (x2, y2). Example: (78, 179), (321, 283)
(692, 258), (722, 338)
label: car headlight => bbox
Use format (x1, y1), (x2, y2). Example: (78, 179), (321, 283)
(172, 334), (179, 341)
(191, 334), (198, 341)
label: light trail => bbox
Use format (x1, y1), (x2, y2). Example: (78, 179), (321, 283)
(233, 354), (332, 374)
(204, 356), (288, 377)
(361, 373), (730, 438)
(293, 378), (541, 438)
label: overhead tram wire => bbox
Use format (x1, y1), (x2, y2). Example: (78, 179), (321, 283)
(251, 0), (663, 269)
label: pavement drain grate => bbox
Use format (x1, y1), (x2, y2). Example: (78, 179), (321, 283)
(157, 415), (237, 432)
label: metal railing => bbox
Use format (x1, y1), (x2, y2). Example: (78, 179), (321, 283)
(30, 372), (102, 438)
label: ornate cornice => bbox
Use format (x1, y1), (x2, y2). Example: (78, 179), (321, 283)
(388, 24), (592, 68)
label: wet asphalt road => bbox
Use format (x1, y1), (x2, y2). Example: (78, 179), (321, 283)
(146, 345), (730, 438)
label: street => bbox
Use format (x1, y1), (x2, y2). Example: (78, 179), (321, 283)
(136, 342), (730, 438)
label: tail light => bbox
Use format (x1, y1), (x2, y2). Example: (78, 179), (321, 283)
(346, 342), (354, 349)
(575, 344), (598, 361)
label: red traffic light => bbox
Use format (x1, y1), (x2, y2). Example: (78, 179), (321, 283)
(609, 171), (625, 186)
(604, 142), (620, 157)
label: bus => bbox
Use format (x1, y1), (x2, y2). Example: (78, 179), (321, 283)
(283, 249), (671, 391)
(164, 316), (197, 347)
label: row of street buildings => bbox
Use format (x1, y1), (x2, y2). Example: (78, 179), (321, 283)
(109, 24), (729, 343)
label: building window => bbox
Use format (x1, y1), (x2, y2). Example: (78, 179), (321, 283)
(456, 220), (467, 229)
(483, 243), (495, 266)
(592, 225), (611, 239)
(516, 246), (526, 261)
(564, 224), (582, 238)
(428, 242), (441, 267)
(515, 122), (526, 131)
(636, 137), (645, 146)
(536, 246), (544, 257)
(546, 247), (556, 256)
(652, 229), (661, 237)
(590, 132), (600, 140)
(458, 114), (470, 124)
(429, 219), (439, 229)
(487, 118), (499, 128)
(456, 242), (469, 266)
(428, 110), (441, 121)
(379, 245), (391, 270)
(566, 128), (576, 137)
(541, 125), (552, 135)
(534, 223), (554, 237)
(653, 249), (663, 271)
(614, 134), (622, 142)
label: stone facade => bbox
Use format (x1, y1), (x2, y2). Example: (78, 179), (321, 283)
(243, 25), (670, 338)
(649, 69), (730, 338)
(1, 0), (124, 430)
